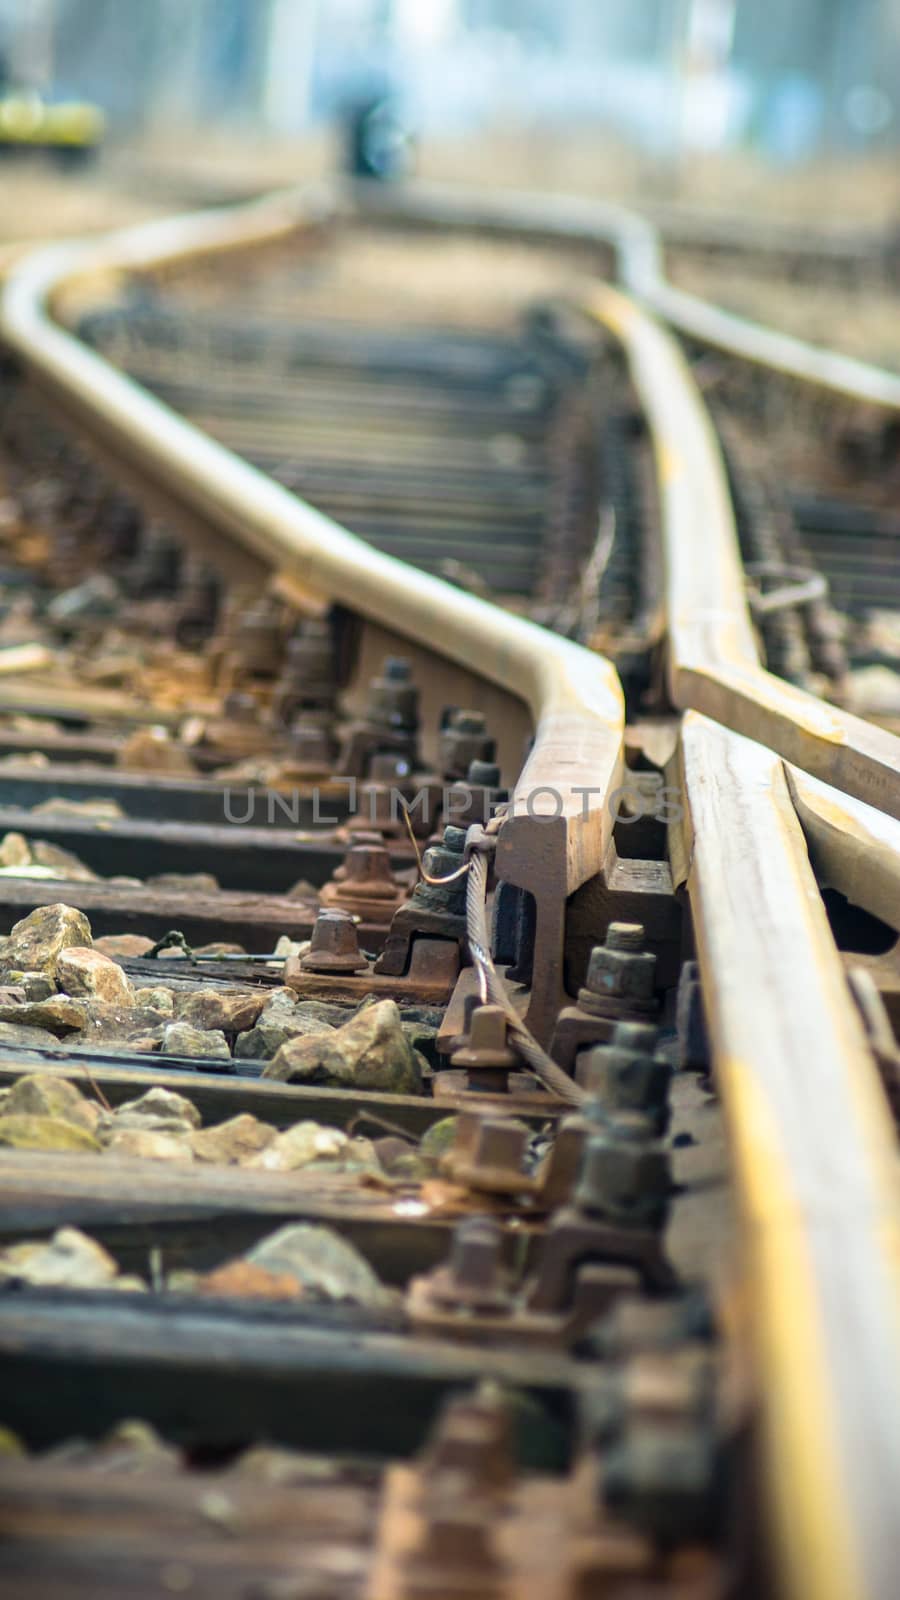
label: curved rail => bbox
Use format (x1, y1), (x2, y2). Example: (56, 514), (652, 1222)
(356, 182), (900, 818)
(2, 180), (900, 1599)
(587, 282), (900, 820)
(0, 197), (626, 1045)
(361, 179), (900, 407)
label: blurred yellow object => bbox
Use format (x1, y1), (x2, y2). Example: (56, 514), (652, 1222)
(0, 91), (105, 154)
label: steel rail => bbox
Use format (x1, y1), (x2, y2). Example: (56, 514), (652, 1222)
(353, 179), (900, 408)
(354, 183), (900, 815)
(785, 767), (900, 934)
(0, 194), (626, 1046)
(587, 281), (900, 820)
(674, 712), (900, 1600)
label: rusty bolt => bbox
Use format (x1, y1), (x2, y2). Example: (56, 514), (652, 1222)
(285, 719), (336, 767)
(612, 1021), (659, 1052)
(333, 829), (382, 874)
(273, 620), (336, 721)
(409, 826), (468, 915)
(300, 908), (368, 974)
(466, 758), (501, 788)
(603, 1421), (716, 1546)
(442, 1112), (532, 1194)
(574, 1116), (670, 1229)
(368, 656), (419, 731)
(579, 1044), (672, 1135)
(579, 923), (657, 1017)
(439, 708), (496, 780)
(344, 842), (395, 887)
(426, 1216), (513, 1315)
(471, 1117), (529, 1176)
(321, 841), (405, 923)
(421, 1382), (515, 1490)
(451, 1004), (517, 1070)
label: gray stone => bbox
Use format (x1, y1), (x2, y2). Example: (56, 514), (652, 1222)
(0, 1114), (101, 1153)
(400, 1020), (439, 1068)
(31, 841), (99, 882)
(294, 1000), (354, 1027)
(19, 973), (55, 1001)
(106, 1127), (194, 1164)
(245, 1223), (390, 1306)
(160, 1022), (231, 1060)
(263, 999), (423, 1095)
(0, 1019), (65, 1050)
(78, 1004), (170, 1046)
(32, 799), (123, 820)
(190, 1114), (277, 1165)
(131, 986), (175, 1015)
(245, 1121), (378, 1174)
(146, 872), (219, 893)
(2, 1073), (101, 1132)
(56, 947), (135, 1006)
(0, 995), (87, 1035)
(0, 832), (31, 869)
(110, 1086), (201, 1135)
(174, 989), (267, 1034)
(94, 935), (155, 959)
(0, 1227), (118, 1288)
(419, 1116), (460, 1162)
(234, 993), (338, 1061)
(1, 903), (92, 977)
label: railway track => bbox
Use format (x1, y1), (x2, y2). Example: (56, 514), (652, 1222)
(0, 179), (897, 1600)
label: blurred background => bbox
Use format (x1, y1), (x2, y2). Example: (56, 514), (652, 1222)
(0, 0), (898, 231)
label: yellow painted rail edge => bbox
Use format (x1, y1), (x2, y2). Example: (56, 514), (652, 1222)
(677, 711), (900, 1600)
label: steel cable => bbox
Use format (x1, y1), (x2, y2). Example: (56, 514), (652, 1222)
(465, 847), (587, 1107)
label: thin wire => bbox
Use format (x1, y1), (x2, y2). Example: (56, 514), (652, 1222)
(465, 849), (587, 1108)
(402, 806), (473, 885)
